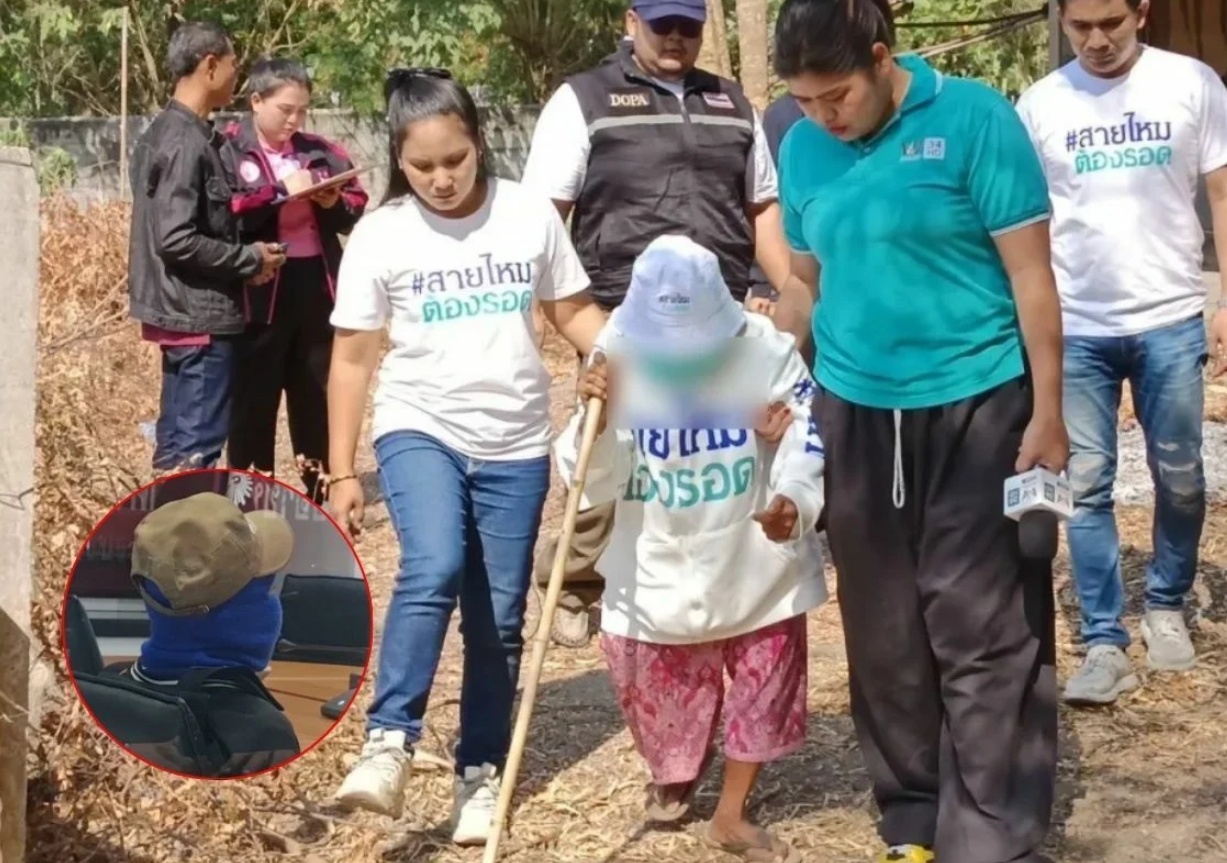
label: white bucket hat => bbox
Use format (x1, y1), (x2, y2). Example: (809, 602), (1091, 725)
(608, 235), (745, 356)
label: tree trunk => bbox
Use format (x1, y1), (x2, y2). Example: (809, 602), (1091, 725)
(698, 0), (732, 78)
(735, 0), (769, 109)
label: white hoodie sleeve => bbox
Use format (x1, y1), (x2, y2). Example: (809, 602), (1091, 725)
(553, 411), (635, 510)
(552, 319), (633, 508)
(762, 326), (826, 539)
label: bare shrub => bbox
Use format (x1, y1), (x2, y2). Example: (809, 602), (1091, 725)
(28, 198), (291, 863)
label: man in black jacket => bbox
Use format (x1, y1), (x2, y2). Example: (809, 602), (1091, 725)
(128, 21), (284, 473)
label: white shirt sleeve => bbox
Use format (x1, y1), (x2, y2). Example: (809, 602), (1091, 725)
(521, 84), (591, 204)
(765, 339), (825, 538)
(535, 196), (592, 302)
(747, 111), (780, 205)
(1198, 64), (1227, 175)
(1013, 89), (1049, 180)
(553, 411), (635, 509)
(1014, 89), (1037, 145)
(329, 213), (391, 331)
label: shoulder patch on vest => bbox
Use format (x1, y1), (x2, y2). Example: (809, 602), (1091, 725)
(239, 159), (262, 183)
(608, 88), (653, 110)
(702, 92), (735, 111)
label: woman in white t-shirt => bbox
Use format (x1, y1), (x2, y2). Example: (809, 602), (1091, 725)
(328, 68), (605, 843)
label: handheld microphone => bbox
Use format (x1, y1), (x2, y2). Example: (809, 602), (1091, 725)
(1003, 467), (1073, 560)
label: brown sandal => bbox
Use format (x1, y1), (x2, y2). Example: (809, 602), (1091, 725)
(701, 824), (801, 862)
(643, 748), (717, 823)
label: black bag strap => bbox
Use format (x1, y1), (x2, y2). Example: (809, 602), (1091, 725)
(171, 666), (297, 776)
(175, 666), (287, 711)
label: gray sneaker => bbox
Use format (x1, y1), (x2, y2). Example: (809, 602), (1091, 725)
(1140, 609), (1196, 672)
(1063, 644), (1140, 706)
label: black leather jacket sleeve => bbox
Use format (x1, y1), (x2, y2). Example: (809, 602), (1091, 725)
(152, 145), (262, 281)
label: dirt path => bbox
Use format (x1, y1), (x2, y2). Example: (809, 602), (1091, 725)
(273, 335), (1227, 863)
(38, 316), (1224, 863)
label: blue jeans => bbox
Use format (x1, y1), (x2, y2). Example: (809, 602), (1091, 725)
(1064, 314), (1208, 648)
(154, 338), (236, 471)
(367, 431), (550, 772)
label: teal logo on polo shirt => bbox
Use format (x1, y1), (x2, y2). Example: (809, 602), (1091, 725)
(901, 137), (946, 162)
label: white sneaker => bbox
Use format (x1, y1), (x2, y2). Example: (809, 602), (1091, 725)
(1063, 644), (1139, 706)
(451, 763), (501, 846)
(1141, 609), (1197, 672)
(335, 729), (412, 819)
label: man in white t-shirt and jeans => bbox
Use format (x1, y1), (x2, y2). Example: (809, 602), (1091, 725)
(521, 0), (792, 647)
(1017, 0), (1227, 705)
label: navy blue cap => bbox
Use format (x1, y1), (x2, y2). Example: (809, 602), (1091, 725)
(632, 0), (707, 22)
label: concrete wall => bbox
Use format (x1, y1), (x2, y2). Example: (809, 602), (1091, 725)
(0, 147), (39, 863)
(1, 106), (542, 202)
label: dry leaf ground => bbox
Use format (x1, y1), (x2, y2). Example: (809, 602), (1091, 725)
(25, 200), (1227, 863)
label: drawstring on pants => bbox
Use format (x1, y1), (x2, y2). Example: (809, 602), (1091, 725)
(891, 409), (906, 510)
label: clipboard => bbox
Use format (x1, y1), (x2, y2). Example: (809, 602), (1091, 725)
(283, 166), (374, 202)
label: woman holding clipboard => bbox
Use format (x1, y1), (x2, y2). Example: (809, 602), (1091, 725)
(224, 57), (369, 502)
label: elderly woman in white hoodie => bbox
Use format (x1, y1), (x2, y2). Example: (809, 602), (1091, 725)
(555, 235), (825, 863)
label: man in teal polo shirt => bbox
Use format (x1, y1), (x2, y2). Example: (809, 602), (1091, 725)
(772, 2), (1069, 863)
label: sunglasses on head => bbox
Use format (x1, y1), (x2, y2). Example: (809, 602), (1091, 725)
(645, 15), (704, 39)
(384, 66), (453, 101)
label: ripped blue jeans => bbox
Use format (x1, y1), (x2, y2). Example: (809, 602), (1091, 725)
(1064, 314), (1208, 648)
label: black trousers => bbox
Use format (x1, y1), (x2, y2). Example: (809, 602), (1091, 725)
(815, 376), (1057, 863)
(228, 256), (333, 503)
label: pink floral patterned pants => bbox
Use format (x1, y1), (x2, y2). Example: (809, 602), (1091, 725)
(600, 615), (808, 785)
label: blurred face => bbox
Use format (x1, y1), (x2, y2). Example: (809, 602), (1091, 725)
(251, 83), (310, 145)
(1061, 0), (1148, 78)
(639, 348), (731, 391)
(626, 10), (703, 80)
(203, 48), (239, 108)
(398, 114), (482, 215)
(784, 45), (895, 142)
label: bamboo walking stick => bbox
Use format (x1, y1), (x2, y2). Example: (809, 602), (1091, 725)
(483, 395), (606, 863)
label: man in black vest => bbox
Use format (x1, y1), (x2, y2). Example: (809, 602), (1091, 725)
(522, 0), (791, 647)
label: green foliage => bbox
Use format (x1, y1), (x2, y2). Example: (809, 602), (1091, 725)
(763, 0), (1047, 102)
(0, 0), (630, 117)
(0, 0), (1053, 119)
(895, 0), (1049, 99)
(0, 125), (78, 193)
(36, 147), (79, 194)
(305, 0), (502, 115)
(481, 0), (626, 102)
(0, 126), (32, 148)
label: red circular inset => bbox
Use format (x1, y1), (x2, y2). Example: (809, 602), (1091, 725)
(60, 468), (374, 781)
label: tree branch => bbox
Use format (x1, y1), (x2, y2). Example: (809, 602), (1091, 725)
(129, 1), (164, 111)
(916, 11), (1046, 58)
